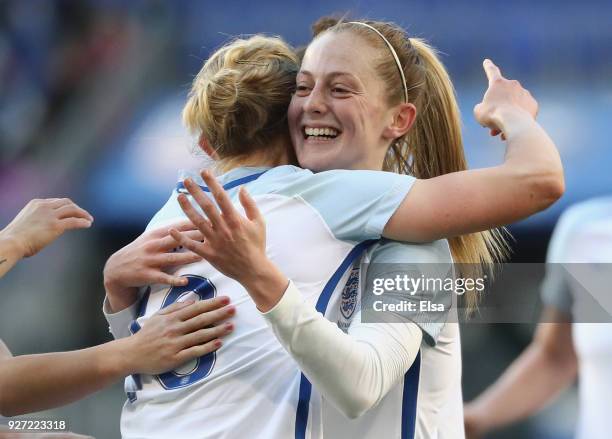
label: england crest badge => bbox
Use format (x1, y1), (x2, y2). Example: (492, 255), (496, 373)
(340, 266), (360, 320)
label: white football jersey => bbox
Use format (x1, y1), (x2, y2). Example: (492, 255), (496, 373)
(319, 240), (464, 439)
(114, 165), (415, 439)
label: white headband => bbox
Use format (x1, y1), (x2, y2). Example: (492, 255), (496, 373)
(348, 21), (409, 103)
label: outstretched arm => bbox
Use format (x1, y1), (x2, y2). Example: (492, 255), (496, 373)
(0, 298), (232, 417)
(463, 308), (577, 438)
(0, 198), (93, 278)
(384, 60), (564, 242)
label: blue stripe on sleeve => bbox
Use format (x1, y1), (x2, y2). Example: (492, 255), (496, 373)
(401, 351), (421, 439)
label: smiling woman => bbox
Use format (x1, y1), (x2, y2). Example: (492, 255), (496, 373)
(290, 30), (401, 172)
(101, 18), (565, 438)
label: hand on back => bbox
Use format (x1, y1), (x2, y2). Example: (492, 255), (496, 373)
(124, 297), (235, 375)
(103, 222), (204, 312)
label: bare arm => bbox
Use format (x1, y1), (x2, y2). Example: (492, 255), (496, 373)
(0, 299), (233, 417)
(0, 340), (133, 417)
(384, 60), (564, 242)
(0, 236), (22, 280)
(464, 308), (577, 438)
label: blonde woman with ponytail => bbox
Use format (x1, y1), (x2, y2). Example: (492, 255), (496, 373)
(103, 20), (563, 439)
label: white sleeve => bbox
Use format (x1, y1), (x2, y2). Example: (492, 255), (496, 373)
(102, 296), (139, 339)
(261, 281), (422, 419)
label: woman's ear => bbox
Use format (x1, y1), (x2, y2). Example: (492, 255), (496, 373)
(382, 103), (417, 140)
(199, 134), (219, 159)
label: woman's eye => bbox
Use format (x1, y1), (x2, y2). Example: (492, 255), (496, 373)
(332, 87), (350, 94)
(295, 85), (311, 95)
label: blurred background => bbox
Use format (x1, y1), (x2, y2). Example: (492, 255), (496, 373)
(1, 0), (610, 437)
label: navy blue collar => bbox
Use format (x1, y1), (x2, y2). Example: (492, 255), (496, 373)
(176, 168), (270, 194)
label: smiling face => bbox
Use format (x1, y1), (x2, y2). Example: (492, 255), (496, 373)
(288, 31), (401, 172)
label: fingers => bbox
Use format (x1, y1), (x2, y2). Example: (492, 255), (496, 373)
(177, 193), (214, 239)
(179, 322), (233, 350)
(47, 198), (93, 221)
(55, 204), (94, 222)
(184, 178), (224, 231)
(176, 295), (231, 321)
(151, 251), (202, 267)
(201, 170), (240, 228)
(149, 271), (189, 287)
(169, 228), (211, 259)
(59, 217), (93, 230)
(157, 299), (196, 315)
(148, 219), (199, 239)
(155, 230), (204, 251)
(178, 296), (233, 323)
(239, 187), (262, 222)
(172, 219), (201, 233)
(177, 338), (223, 363)
(181, 304), (235, 335)
(483, 59), (503, 85)
(48, 198), (73, 208)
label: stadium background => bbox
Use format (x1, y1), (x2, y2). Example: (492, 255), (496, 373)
(1, 1), (610, 437)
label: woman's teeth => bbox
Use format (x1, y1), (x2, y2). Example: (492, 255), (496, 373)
(304, 127), (339, 139)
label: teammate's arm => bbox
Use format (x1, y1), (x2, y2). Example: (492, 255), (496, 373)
(0, 199), (93, 278)
(384, 60), (563, 242)
(0, 298), (232, 417)
(463, 307), (577, 438)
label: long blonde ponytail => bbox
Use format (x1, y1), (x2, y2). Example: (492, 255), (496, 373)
(402, 38), (509, 311)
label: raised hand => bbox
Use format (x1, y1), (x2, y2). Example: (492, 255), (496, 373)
(473, 59), (538, 140)
(169, 170), (288, 312)
(170, 170), (266, 283)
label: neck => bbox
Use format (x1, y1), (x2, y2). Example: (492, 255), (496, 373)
(214, 138), (293, 174)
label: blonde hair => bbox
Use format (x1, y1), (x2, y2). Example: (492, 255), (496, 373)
(183, 35), (298, 162)
(312, 18), (509, 312)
